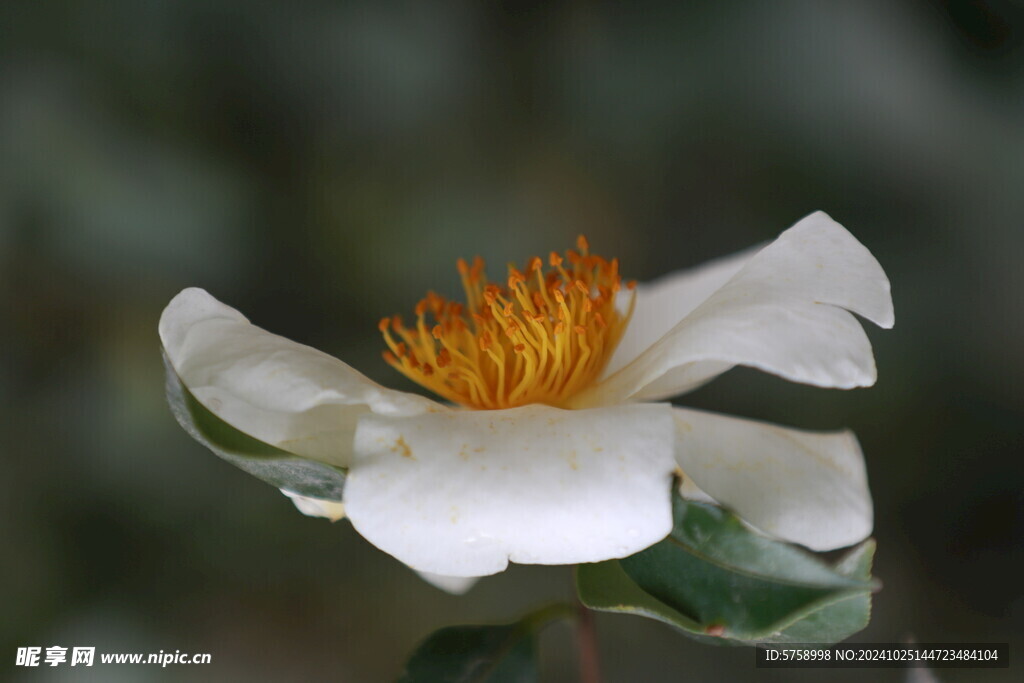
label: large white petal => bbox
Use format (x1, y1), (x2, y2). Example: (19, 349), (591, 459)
(673, 407), (873, 551)
(575, 212), (894, 406)
(344, 403), (677, 577)
(604, 244), (762, 376)
(160, 288), (439, 468)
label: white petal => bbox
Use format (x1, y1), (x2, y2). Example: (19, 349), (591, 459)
(160, 288), (440, 468)
(672, 407), (873, 551)
(415, 571), (480, 595)
(575, 212), (894, 406)
(281, 489), (347, 522)
(344, 403), (677, 577)
(604, 244), (762, 376)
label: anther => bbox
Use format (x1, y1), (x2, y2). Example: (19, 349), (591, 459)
(470, 257), (484, 282)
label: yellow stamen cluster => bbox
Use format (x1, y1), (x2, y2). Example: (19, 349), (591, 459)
(380, 236), (636, 410)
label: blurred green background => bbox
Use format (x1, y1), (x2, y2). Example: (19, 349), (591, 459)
(2, 1), (1021, 681)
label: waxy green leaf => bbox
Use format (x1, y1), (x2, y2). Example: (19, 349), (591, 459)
(576, 559), (716, 639)
(398, 605), (572, 683)
(163, 351), (346, 500)
(762, 539), (875, 643)
(578, 495), (877, 645)
(398, 624), (535, 683)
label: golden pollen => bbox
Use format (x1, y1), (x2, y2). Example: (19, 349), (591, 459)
(380, 237), (635, 410)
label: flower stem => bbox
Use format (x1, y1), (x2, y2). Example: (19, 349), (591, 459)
(576, 602), (603, 683)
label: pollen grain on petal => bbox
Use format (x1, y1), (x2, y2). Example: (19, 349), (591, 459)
(379, 239), (635, 409)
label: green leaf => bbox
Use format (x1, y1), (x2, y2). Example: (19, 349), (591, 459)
(163, 350), (346, 500)
(576, 559), (708, 635)
(578, 494), (877, 645)
(761, 540), (876, 643)
(619, 496), (874, 641)
(398, 605), (572, 683)
(398, 625), (534, 683)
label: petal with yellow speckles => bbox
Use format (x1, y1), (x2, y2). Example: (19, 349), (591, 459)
(344, 403), (677, 577)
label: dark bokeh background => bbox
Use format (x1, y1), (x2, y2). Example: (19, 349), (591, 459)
(2, 1), (1021, 681)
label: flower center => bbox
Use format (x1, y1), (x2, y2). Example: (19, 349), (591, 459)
(380, 236), (635, 409)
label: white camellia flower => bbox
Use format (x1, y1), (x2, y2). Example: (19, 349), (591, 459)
(160, 211), (892, 594)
